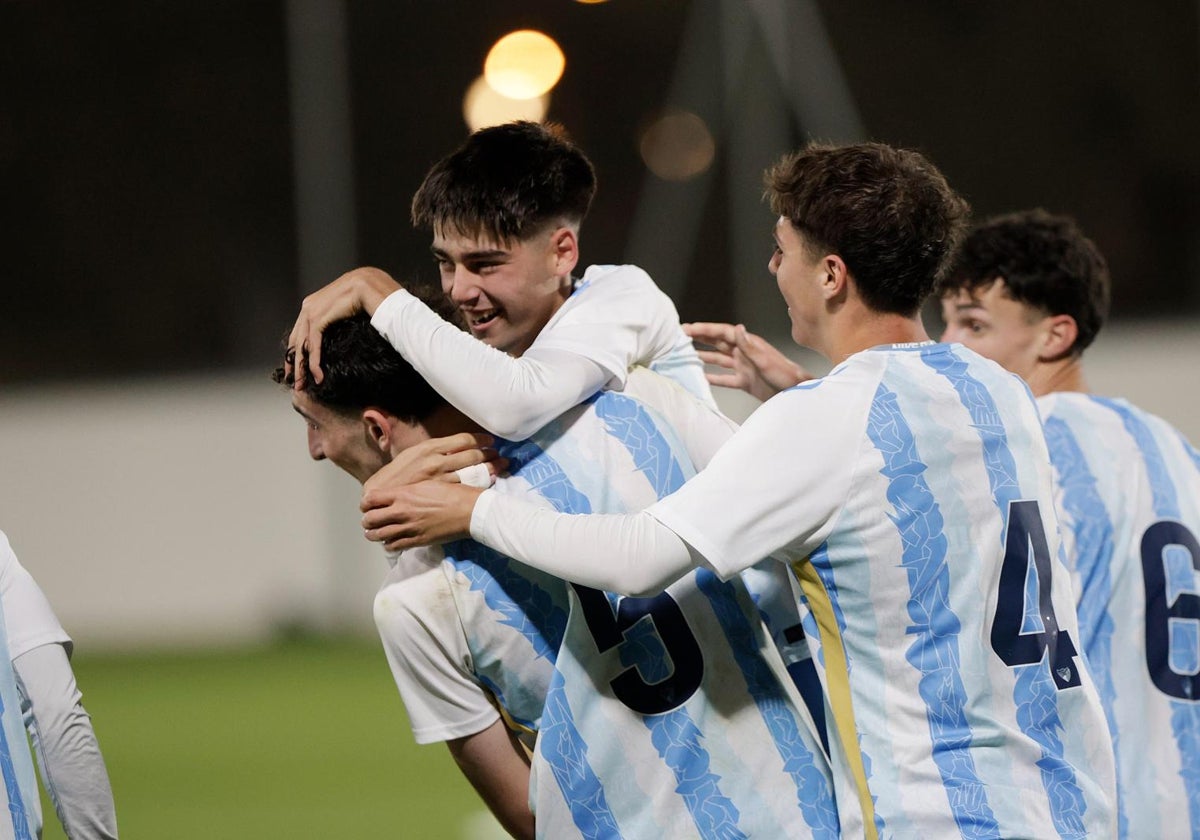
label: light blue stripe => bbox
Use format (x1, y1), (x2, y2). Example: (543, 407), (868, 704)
(538, 668), (624, 839)
(443, 540), (567, 662)
(0, 689), (30, 840)
(925, 347), (1088, 838)
(592, 392), (688, 496)
(1043, 414), (1126, 838)
(510, 432), (746, 837)
(695, 570), (840, 838)
(867, 381), (999, 838)
(1098, 398), (1200, 834)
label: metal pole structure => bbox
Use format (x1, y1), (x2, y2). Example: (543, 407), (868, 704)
(285, 0), (371, 635)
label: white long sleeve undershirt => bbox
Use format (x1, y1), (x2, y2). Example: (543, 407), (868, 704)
(372, 290), (609, 440)
(15, 644), (118, 839)
(469, 490), (699, 597)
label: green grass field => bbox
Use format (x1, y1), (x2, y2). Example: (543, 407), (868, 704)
(38, 637), (501, 839)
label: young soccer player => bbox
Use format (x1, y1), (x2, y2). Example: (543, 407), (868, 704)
(364, 142), (1119, 838)
(286, 120), (714, 445)
(279, 315), (839, 838)
(938, 209), (1200, 839)
(0, 530), (118, 839)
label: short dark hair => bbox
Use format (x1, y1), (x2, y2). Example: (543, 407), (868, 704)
(272, 314), (447, 424)
(765, 142), (970, 316)
(411, 121), (597, 244)
(939, 209), (1111, 354)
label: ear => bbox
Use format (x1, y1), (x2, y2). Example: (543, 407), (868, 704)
(820, 254), (851, 303)
(1039, 314), (1079, 361)
(361, 408), (392, 455)
(548, 227), (580, 277)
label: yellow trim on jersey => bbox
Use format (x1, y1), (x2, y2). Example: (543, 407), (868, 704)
(495, 696), (536, 758)
(792, 557), (879, 840)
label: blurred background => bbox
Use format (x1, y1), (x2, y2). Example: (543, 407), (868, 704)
(1, 1), (1198, 836)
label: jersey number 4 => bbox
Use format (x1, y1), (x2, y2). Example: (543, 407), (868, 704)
(990, 500), (1081, 690)
(1142, 520), (1200, 701)
(573, 585), (703, 715)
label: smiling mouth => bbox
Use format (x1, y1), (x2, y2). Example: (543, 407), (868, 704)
(466, 309), (501, 329)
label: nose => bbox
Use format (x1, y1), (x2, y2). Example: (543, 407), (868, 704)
(306, 427), (324, 461)
(445, 264), (479, 304)
(768, 251), (780, 275)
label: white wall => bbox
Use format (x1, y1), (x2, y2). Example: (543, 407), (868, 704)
(1, 319), (1196, 651)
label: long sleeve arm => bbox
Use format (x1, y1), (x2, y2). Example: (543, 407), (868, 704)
(372, 290), (609, 440)
(469, 490), (698, 597)
(15, 644), (118, 839)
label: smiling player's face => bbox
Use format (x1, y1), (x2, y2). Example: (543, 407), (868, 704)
(432, 226), (575, 358)
(291, 390), (384, 485)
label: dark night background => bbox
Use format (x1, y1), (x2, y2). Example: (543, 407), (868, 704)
(2, 0), (1197, 384)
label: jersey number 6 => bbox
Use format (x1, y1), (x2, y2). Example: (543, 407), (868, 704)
(573, 585), (704, 715)
(1141, 520), (1200, 701)
(990, 499), (1081, 690)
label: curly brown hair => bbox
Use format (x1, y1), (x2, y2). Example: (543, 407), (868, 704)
(765, 142), (970, 316)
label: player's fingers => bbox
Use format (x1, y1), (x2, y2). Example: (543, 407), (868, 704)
(433, 431), (495, 455)
(695, 349), (737, 369)
(683, 321), (739, 347)
(705, 372), (747, 389)
(285, 316), (308, 384)
(306, 328), (324, 385)
(452, 463), (494, 488)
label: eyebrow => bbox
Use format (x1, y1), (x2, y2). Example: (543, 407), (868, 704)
(291, 404), (316, 423)
(430, 246), (509, 261)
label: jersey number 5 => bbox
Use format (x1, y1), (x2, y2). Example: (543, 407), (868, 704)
(573, 585), (704, 715)
(990, 499), (1081, 690)
(1141, 520), (1200, 701)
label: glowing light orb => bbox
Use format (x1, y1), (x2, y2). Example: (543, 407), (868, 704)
(463, 75), (549, 132)
(484, 30), (565, 100)
(639, 110), (716, 181)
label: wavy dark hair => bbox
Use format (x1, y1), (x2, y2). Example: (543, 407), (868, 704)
(765, 142), (970, 316)
(938, 208), (1110, 354)
(272, 285), (460, 423)
(411, 121), (597, 244)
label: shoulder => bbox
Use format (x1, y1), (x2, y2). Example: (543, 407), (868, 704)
(578, 263), (655, 290)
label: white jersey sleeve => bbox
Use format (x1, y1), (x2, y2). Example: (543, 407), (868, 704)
(0, 532), (72, 659)
(649, 372), (866, 578)
(369, 265), (713, 440)
(373, 548), (500, 745)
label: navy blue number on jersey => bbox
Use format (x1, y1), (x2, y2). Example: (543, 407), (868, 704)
(1141, 520), (1200, 700)
(990, 500), (1081, 690)
(573, 585), (704, 715)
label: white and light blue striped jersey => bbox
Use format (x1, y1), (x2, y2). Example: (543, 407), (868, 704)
(373, 545), (568, 748)
(536, 264), (718, 408)
(501, 371), (839, 839)
(1040, 391), (1200, 839)
(651, 342), (1117, 839)
(0, 533), (42, 840)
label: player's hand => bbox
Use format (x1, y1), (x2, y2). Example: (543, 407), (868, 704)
(287, 266), (402, 389)
(361, 432), (506, 506)
(683, 321), (812, 401)
(361, 481), (484, 552)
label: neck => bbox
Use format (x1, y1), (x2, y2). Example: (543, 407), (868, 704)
(1025, 356), (1090, 398)
(822, 308), (930, 366)
(422, 405), (483, 438)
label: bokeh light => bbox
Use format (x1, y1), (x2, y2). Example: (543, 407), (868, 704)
(484, 30), (566, 100)
(638, 109), (716, 181)
(463, 75), (550, 132)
